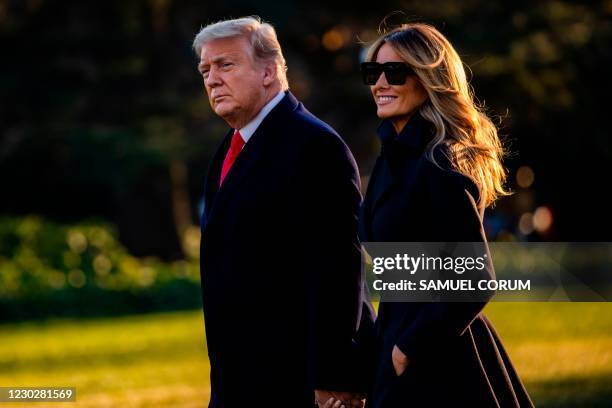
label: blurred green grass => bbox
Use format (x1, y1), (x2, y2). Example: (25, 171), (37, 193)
(0, 303), (611, 407)
(484, 302), (612, 407)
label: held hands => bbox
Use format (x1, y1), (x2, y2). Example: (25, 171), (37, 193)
(392, 345), (410, 376)
(315, 389), (365, 408)
(313, 347), (408, 407)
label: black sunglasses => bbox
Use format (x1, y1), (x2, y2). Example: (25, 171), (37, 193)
(360, 62), (415, 85)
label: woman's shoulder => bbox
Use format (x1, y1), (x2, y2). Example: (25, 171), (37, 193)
(418, 143), (481, 205)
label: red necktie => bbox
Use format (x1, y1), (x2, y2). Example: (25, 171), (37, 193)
(219, 129), (245, 186)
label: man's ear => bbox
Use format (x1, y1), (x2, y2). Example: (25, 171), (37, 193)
(262, 61), (277, 87)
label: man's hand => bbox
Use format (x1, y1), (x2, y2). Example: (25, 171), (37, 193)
(392, 345), (410, 376)
(314, 389), (365, 408)
(320, 397), (345, 408)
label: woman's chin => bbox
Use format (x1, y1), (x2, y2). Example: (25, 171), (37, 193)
(377, 109), (405, 123)
(376, 108), (394, 120)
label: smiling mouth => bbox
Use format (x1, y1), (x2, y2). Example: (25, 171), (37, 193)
(377, 95), (397, 105)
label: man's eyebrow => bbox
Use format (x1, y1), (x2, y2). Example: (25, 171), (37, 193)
(198, 54), (239, 70)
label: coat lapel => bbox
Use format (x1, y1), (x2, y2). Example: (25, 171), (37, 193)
(360, 155), (396, 242)
(361, 117), (429, 241)
(368, 155), (396, 215)
(202, 129), (232, 228)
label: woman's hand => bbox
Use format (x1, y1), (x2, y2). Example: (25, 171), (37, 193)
(392, 345), (410, 376)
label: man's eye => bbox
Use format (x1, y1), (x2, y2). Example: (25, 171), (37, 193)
(222, 62), (233, 68)
(202, 70), (209, 78)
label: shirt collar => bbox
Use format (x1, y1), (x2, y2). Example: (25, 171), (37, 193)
(237, 91), (286, 143)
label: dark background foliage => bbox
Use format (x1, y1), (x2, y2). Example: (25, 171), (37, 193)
(2, 0), (611, 261)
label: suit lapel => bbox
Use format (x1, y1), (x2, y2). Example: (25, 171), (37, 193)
(207, 125), (269, 219)
(202, 129), (232, 227)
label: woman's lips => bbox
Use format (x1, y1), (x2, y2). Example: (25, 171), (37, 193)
(376, 95), (397, 105)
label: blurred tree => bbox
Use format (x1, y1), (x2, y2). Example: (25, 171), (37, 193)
(1, 0), (611, 259)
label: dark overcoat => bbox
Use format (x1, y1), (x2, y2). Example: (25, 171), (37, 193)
(360, 115), (534, 408)
(200, 91), (375, 407)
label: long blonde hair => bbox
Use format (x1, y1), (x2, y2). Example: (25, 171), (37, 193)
(367, 23), (510, 207)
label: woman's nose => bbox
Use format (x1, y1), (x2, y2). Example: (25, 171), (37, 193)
(374, 71), (389, 89)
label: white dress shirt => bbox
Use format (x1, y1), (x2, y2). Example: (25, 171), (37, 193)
(237, 91), (286, 144)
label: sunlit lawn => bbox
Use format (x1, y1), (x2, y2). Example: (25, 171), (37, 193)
(0, 303), (611, 407)
(0, 312), (210, 407)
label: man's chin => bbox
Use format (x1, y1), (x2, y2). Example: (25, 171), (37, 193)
(214, 106), (236, 120)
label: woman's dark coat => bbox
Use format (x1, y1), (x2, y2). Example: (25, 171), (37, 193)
(360, 115), (534, 408)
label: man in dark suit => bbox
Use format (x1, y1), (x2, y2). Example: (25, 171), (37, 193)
(193, 17), (374, 408)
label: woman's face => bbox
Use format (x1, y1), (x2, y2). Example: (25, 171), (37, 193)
(371, 42), (429, 133)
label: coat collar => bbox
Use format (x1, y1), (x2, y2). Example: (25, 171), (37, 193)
(376, 112), (431, 155)
(361, 113), (433, 241)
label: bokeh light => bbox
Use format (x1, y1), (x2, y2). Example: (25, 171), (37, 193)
(322, 26), (351, 51)
(519, 212), (534, 235)
(534, 206), (553, 233)
(516, 166), (535, 188)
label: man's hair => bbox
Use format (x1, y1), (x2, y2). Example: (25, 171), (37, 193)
(193, 16), (289, 91)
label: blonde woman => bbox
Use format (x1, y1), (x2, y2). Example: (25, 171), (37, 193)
(357, 24), (533, 407)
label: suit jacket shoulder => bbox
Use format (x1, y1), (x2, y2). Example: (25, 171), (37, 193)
(282, 102), (359, 180)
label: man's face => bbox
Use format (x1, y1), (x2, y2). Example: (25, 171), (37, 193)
(198, 36), (268, 128)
